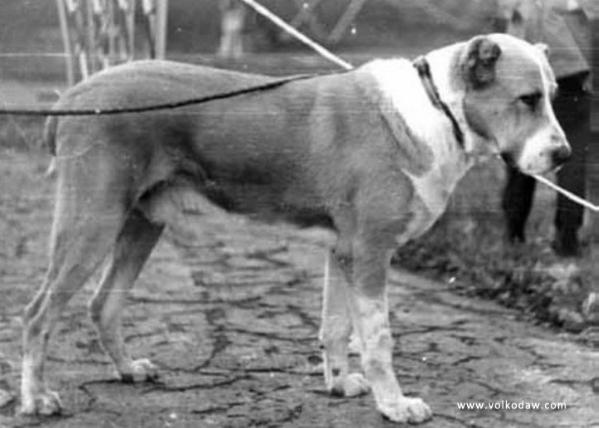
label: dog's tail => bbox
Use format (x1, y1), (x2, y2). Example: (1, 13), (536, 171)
(43, 116), (58, 177)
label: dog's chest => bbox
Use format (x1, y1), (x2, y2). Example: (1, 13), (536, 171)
(398, 154), (469, 244)
(399, 111), (468, 237)
(365, 59), (469, 239)
(370, 60), (467, 222)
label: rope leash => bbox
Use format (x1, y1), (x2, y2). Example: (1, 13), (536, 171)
(238, 0), (599, 213)
(0, 74), (315, 116)
(238, 0), (353, 71)
(533, 174), (599, 212)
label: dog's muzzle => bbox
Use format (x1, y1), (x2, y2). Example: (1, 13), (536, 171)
(551, 145), (571, 168)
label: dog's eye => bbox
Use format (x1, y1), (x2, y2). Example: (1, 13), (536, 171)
(518, 92), (542, 109)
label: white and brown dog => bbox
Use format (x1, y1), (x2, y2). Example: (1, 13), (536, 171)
(20, 34), (569, 423)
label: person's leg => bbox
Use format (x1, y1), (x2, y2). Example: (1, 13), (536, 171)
(553, 73), (590, 257)
(501, 165), (537, 243)
(585, 129), (599, 243)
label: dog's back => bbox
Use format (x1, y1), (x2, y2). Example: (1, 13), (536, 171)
(47, 60), (387, 229)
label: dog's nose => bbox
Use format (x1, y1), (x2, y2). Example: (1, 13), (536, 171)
(551, 145), (571, 166)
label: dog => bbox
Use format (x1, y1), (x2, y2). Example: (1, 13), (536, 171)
(20, 33), (569, 423)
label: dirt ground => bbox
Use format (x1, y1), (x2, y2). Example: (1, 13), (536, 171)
(0, 142), (598, 428)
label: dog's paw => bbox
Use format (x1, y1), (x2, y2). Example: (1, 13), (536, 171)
(19, 389), (62, 416)
(377, 396), (432, 424)
(119, 358), (159, 383)
(329, 372), (370, 397)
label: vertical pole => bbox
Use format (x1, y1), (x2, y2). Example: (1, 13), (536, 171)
(56, 0), (75, 86)
(141, 0), (155, 58)
(587, 17), (599, 241)
(127, 0), (136, 60)
(107, 0), (115, 66)
(86, 0), (97, 73)
(155, 0), (168, 59)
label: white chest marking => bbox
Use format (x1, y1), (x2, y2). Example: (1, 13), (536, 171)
(367, 59), (470, 223)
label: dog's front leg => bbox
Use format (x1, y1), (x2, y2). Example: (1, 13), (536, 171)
(345, 238), (432, 424)
(319, 246), (370, 397)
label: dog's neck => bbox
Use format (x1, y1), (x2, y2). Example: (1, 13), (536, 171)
(423, 43), (496, 163)
(364, 45), (498, 194)
(412, 56), (465, 150)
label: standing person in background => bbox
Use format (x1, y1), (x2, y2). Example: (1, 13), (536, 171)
(497, 0), (597, 257)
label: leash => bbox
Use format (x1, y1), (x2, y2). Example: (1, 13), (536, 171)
(0, 74), (316, 117)
(238, 0), (354, 71)
(533, 174), (599, 212)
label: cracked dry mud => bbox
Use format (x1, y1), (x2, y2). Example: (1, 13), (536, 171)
(0, 151), (598, 428)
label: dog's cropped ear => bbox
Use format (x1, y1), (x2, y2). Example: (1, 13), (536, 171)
(463, 36), (502, 89)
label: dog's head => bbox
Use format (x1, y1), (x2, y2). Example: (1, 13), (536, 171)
(458, 33), (570, 175)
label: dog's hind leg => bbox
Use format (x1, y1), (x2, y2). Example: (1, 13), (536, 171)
(20, 157), (129, 415)
(319, 246), (369, 397)
(89, 209), (164, 383)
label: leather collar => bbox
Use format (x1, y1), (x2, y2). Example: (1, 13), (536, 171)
(413, 56), (465, 149)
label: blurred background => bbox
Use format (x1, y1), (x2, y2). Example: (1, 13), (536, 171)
(0, 0), (497, 80)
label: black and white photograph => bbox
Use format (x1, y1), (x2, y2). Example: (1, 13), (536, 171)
(0, 0), (598, 426)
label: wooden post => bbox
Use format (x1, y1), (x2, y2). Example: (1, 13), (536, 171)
(126, 0), (136, 60)
(155, 0), (168, 59)
(107, 0), (115, 66)
(86, 0), (97, 74)
(56, 0), (75, 86)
